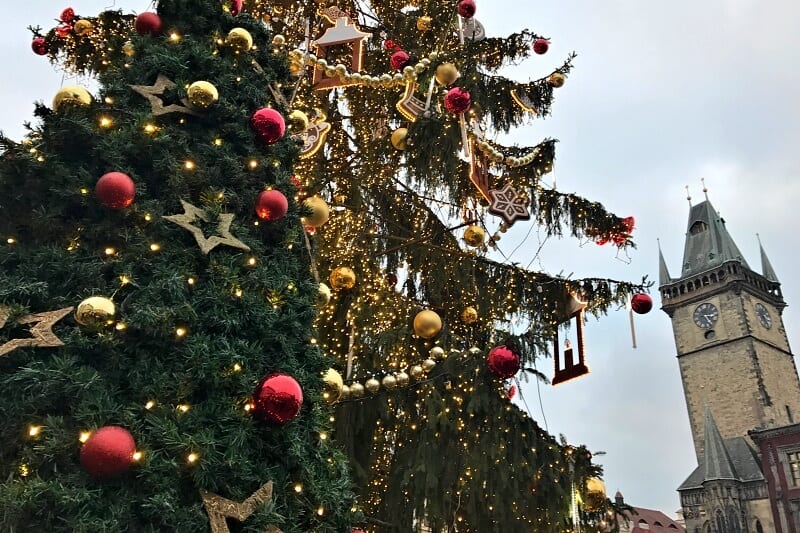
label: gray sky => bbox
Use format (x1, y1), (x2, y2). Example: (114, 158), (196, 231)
(3, 0), (800, 519)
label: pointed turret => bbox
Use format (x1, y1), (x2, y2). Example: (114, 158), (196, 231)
(658, 240), (671, 286)
(758, 236), (779, 282)
(703, 407), (736, 481)
(681, 199), (749, 277)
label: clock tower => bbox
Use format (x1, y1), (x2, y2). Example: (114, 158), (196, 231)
(660, 197), (800, 532)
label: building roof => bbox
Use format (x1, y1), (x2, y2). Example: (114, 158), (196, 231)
(680, 199), (749, 277)
(624, 507), (685, 532)
(678, 434), (764, 490)
(703, 407), (736, 480)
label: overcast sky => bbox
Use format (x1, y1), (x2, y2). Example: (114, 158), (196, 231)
(3, 0), (800, 519)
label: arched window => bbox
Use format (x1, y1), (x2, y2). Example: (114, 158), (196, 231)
(715, 510), (726, 532)
(690, 221), (708, 234)
(727, 507), (741, 533)
(756, 520), (764, 533)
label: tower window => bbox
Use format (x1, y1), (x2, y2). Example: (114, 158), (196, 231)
(787, 451), (800, 486)
(787, 405), (794, 423)
(689, 221), (708, 234)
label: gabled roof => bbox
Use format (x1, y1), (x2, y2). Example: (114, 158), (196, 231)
(680, 200), (749, 277)
(626, 507), (685, 532)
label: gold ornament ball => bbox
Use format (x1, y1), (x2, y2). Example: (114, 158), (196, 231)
(460, 306), (479, 325)
(413, 310), (442, 339)
(409, 365), (424, 379)
(272, 34), (286, 46)
(365, 377), (381, 394)
(396, 371), (410, 387)
(417, 16), (432, 31)
(435, 63), (459, 86)
(302, 196), (330, 227)
(391, 128), (409, 150)
(381, 375), (398, 390)
(463, 225), (485, 247)
(53, 85), (92, 112)
(329, 267), (356, 290)
(187, 81), (219, 110)
(549, 72), (566, 88)
(122, 41), (135, 57)
(287, 109), (309, 134)
(322, 368), (344, 403)
(289, 61), (304, 77)
(430, 346), (445, 360)
(226, 27), (253, 52)
(350, 382), (365, 398)
(340, 384), (351, 401)
(74, 19), (94, 36)
(75, 296), (115, 328)
(584, 477), (606, 512)
(422, 358), (436, 373)
(317, 282), (332, 305)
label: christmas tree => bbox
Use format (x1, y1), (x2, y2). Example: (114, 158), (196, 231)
(0, 1), (355, 531)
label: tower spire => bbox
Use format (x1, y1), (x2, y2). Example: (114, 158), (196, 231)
(680, 196), (749, 277)
(703, 406), (736, 480)
(757, 234), (780, 282)
(685, 185), (692, 207)
(658, 239), (671, 286)
(701, 177), (709, 201)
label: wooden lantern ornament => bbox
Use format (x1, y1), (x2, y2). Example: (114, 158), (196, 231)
(311, 8), (372, 91)
(552, 293), (589, 386)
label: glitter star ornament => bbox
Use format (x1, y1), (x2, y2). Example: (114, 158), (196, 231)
(487, 183), (531, 226)
(0, 306), (73, 357)
(163, 200), (251, 255)
(130, 74), (201, 117)
(200, 481), (283, 533)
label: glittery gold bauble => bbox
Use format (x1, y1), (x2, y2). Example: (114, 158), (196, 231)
(122, 41), (135, 57)
(381, 375), (397, 390)
(463, 225), (485, 247)
(340, 384), (351, 400)
(302, 196), (329, 227)
(422, 358), (436, 373)
(74, 19), (94, 36)
(435, 63), (459, 86)
(391, 128), (408, 150)
(226, 27), (253, 52)
(317, 282), (332, 305)
(549, 72), (565, 88)
(396, 371), (409, 387)
(322, 368), (344, 403)
(329, 267), (356, 290)
(430, 346), (445, 360)
(365, 377), (381, 394)
(75, 296), (115, 328)
(413, 310), (442, 339)
(416, 16), (432, 31)
(287, 110), (309, 134)
(584, 477), (606, 512)
(350, 382), (365, 398)
(53, 85), (92, 112)
(187, 81), (219, 110)
(460, 306), (478, 325)
(289, 61), (304, 76)
(409, 365), (424, 379)
(272, 34), (286, 46)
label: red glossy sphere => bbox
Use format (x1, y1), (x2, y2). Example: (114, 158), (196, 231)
(631, 293), (653, 315)
(253, 374), (303, 424)
(488, 345), (521, 379)
(134, 12), (162, 36)
(444, 87), (471, 114)
(80, 426), (136, 478)
(255, 189), (289, 221)
(533, 38), (550, 55)
(390, 50), (410, 71)
(95, 172), (135, 209)
(457, 0), (476, 18)
(31, 37), (48, 56)
(250, 108), (286, 145)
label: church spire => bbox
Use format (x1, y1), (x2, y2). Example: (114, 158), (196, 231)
(680, 198), (749, 277)
(703, 407), (736, 481)
(758, 234), (779, 282)
(658, 239), (671, 285)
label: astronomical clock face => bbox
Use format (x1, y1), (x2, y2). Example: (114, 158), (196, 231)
(693, 302), (719, 329)
(755, 303), (772, 329)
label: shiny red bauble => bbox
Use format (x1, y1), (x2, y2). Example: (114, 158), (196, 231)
(457, 0), (477, 18)
(80, 426), (136, 478)
(250, 108), (286, 145)
(533, 38), (550, 55)
(60, 7), (76, 24)
(31, 37), (47, 56)
(230, 0), (243, 16)
(255, 189), (289, 221)
(95, 172), (135, 209)
(384, 39), (398, 51)
(487, 345), (521, 379)
(621, 216), (635, 234)
(134, 12), (162, 36)
(253, 374), (303, 424)
(390, 50), (410, 71)
(631, 293), (653, 315)
(444, 87), (471, 114)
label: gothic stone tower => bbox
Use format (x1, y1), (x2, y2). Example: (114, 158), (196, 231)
(659, 197), (800, 532)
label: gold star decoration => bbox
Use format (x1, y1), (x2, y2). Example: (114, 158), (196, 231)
(130, 74), (202, 117)
(488, 182), (531, 226)
(0, 306), (74, 357)
(163, 200), (251, 255)
(200, 481), (283, 533)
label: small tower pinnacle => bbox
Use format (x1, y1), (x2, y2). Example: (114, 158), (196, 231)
(757, 234), (780, 282)
(701, 178), (709, 201)
(685, 185), (692, 206)
(658, 239), (672, 286)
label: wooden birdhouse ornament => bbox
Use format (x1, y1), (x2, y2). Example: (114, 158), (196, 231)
(312, 8), (372, 91)
(552, 293), (588, 385)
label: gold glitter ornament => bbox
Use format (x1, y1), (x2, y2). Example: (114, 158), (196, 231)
(340, 384), (351, 400)
(329, 266), (356, 290)
(549, 72), (566, 88)
(74, 19), (94, 36)
(460, 306), (479, 325)
(413, 310), (442, 339)
(417, 16), (432, 31)
(365, 377), (381, 393)
(122, 41), (135, 57)
(187, 81), (219, 110)
(350, 382), (365, 398)
(302, 196), (329, 227)
(75, 296), (115, 328)
(409, 365), (424, 379)
(53, 85), (92, 112)
(422, 358), (436, 373)
(463, 225), (485, 247)
(584, 477), (606, 512)
(226, 27), (253, 52)
(391, 127), (408, 150)
(322, 368), (344, 403)
(317, 283), (332, 305)
(435, 63), (459, 86)
(430, 346), (445, 359)
(287, 109), (309, 134)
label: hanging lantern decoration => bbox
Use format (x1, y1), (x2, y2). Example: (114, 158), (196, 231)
(552, 294), (589, 385)
(487, 345), (520, 378)
(322, 368), (344, 403)
(254, 189), (288, 221)
(252, 374), (303, 424)
(80, 426), (136, 478)
(329, 267), (356, 290)
(413, 310), (442, 339)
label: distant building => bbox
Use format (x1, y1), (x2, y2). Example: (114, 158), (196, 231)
(614, 491), (685, 532)
(659, 195), (800, 532)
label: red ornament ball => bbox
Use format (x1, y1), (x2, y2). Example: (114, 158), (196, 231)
(253, 374), (303, 424)
(444, 87), (471, 114)
(384, 39), (398, 51)
(80, 426), (136, 478)
(230, 0), (243, 15)
(56, 24), (72, 38)
(255, 189), (289, 221)
(60, 7), (76, 23)
(95, 172), (135, 209)
(31, 37), (47, 56)
(390, 50), (410, 71)
(134, 12), (162, 36)
(457, 0), (477, 18)
(533, 38), (550, 55)
(250, 108), (286, 145)
(631, 293), (653, 315)
(621, 216), (635, 234)
(487, 345), (521, 379)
